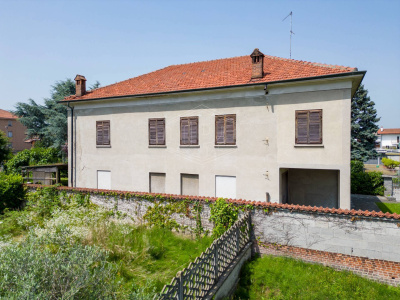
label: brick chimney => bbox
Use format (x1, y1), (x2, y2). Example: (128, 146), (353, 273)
(250, 48), (265, 79)
(74, 75), (87, 97)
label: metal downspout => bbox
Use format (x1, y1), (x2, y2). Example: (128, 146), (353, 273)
(67, 103), (74, 187)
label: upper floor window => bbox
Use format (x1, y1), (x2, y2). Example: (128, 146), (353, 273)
(215, 114), (236, 145)
(181, 117), (198, 145)
(295, 110), (322, 144)
(96, 120), (110, 146)
(149, 118), (165, 145)
(7, 131), (13, 138)
(8, 121), (12, 127)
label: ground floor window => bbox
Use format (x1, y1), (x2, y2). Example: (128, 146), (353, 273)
(97, 170), (111, 190)
(181, 174), (199, 196)
(149, 172), (166, 193)
(215, 175), (236, 199)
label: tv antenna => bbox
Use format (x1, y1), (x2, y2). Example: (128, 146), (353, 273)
(282, 11), (295, 59)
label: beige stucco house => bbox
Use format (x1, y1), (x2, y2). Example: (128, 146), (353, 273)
(62, 49), (365, 209)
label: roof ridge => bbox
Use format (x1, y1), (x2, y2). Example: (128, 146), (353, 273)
(264, 54), (355, 71)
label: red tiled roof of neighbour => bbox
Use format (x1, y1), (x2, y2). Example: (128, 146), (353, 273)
(0, 109), (17, 119)
(377, 128), (400, 135)
(26, 184), (400, 220)
(63, 52), (358, 102)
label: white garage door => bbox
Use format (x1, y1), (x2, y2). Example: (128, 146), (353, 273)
(97, 171), (111, 190)
(215, 176), (236, 199)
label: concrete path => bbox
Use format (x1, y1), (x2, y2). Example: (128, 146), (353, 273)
(351, 194), (395, 212)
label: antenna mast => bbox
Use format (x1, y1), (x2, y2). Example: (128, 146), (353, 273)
(282, 11), (294, 59)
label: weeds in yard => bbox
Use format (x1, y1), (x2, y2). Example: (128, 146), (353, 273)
(233, 255), (400, 299)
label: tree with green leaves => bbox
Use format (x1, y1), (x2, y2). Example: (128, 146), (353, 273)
(0, 131), (12, 165)
(351, 84), (380, 161)
(14, 79), (100, 149)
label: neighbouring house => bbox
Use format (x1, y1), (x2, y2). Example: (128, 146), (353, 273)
(376, 127), (400, 152)
(0, 109), (31, 153)
(62, 49), (365, 209)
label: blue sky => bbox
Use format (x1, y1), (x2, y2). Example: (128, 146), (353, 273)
(1, 0), (399, 127)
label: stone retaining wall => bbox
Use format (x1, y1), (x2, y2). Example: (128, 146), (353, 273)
(26, 185), (400, 285)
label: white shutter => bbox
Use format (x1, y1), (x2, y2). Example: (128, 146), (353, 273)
(215, 176), (236, 199)
(97, 171), (111, 189)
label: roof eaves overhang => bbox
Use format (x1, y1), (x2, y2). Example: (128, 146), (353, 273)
(59, 71), (366, 105)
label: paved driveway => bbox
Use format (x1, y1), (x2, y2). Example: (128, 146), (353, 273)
(351, 194), (394, 212)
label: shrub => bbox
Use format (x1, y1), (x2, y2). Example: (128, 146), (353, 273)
(0, 173), (26, 213)
(0, 233), (117, 299)
(5, 147), (61, 174)
(351, 160), (364, 173)
(351, 171), (384, 196)
(382, 157), (400, 169)
(209, 198), (239, 238)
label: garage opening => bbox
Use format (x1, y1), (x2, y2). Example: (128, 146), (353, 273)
(281, 168), (339, 208)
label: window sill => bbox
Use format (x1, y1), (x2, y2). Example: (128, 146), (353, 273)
(148, 145), (167, 148)
(180, 145), (200, 148)
(294, 144), (324, 148)
(214, 145), (237, 148)
(96, 145), (111, 148)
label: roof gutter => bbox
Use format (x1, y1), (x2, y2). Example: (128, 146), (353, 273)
(60, 71), (366, 105)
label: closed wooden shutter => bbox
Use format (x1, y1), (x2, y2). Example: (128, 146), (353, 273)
(102, 121), (110, 145)
(309, 110), (322, 143)
(296, 111), (309, 144)
(225, 115), (236, 145)
(157, 119), (165, 145)
(215, 115), (236, 145)
(181, 118), (189, 145)
(96, 121), (110, 146)
(295, 110), (322, 144)
(189, 117), (198, 145)
(149, 119), (157, 145)
(149, 118), (165, 145)
(96, 122), (103, 145)
(215, 116), (225, 145)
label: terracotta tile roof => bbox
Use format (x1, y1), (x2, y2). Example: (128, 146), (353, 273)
(26, 184), (400, 220)
(0, 109), (17, 119)
(64, 52), (358, 101)
(377, 128), (400, 135)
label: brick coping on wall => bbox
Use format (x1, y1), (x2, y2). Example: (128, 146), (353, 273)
(25, 184), (400, 220)
(256, 242), (400, 286)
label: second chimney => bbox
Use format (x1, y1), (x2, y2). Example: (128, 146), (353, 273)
(75, 75), (87, 97)
(250, 48), (265, 79)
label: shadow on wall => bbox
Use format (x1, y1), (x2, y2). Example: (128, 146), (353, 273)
(283, 169), (339, 208)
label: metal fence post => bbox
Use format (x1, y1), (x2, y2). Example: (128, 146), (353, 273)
(178, 271), (183, 300)
(236, 225), (240, 254)
(248, 212), (252, 243)
(214, 242), (218, 281)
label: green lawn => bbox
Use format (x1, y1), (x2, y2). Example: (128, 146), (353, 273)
(233, 255), (400, 300)
(376, 202), (400, 214)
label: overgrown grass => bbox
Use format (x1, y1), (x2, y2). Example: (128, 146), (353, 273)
(0, 187), (213, 298)
(376, 202), (400, 214)
(87, 222), (213, 294)
(233, 255), (400, 299)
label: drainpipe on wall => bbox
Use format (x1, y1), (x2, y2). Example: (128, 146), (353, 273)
(67, 103), (74, 187)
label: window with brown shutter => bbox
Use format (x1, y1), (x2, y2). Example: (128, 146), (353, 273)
(149, 118), (166, 145)
(180, 117), (198, 145)
(96, 121), (110, 146)
(215, 114), (236, 145)
(295, 110), (322, 144)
